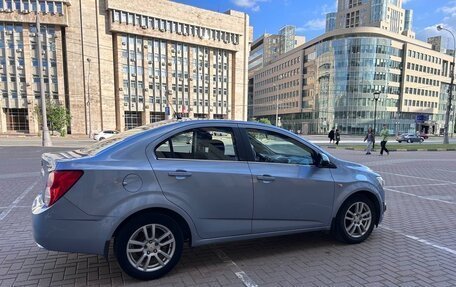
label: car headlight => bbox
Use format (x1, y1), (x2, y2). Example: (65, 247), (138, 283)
(376, 176), (385, 187)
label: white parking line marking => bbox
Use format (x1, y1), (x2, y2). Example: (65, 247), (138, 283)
(0, 205), (29, 210)
(382, 226), (456, 256)
(385, 187), (456, 205)
(435, 169), (456, 174)
(0, 182), (38, 220)
(0, 172), (40, 180)
(213, 248), (258, 287)
(379, 171), (455, 184)
(386, 183), (456, 188)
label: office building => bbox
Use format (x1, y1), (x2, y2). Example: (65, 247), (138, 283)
(252, 0), (454, 135)
(248, 25), (304, 119)
(0, 0), (251, 134)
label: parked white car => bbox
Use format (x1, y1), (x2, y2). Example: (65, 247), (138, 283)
(93, 130), (119, 141)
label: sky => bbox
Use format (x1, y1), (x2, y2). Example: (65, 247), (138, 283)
(174, 0), (456, 49)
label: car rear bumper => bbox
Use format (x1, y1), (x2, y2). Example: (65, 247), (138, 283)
(32, 195), (115, 256)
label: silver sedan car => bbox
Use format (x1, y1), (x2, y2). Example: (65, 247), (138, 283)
(32, 119), (386, 280)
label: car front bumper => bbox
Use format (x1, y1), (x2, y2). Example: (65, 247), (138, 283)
(32, 195), (115, 256)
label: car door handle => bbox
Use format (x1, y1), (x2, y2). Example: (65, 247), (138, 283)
(257, 175), (275, 183)
(168, 170), (192, 180)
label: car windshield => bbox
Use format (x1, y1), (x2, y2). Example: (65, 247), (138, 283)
(78, 119), (184, 156)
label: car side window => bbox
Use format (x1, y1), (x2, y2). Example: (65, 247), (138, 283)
(247, 129), (316, 165)
(155, 127), (238, 161)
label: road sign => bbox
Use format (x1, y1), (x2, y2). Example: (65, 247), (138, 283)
(416, 114), (428, 123)
(165, 106), (170, 115)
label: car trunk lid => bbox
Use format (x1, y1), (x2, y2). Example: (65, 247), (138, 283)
(40, 150), (86, 197)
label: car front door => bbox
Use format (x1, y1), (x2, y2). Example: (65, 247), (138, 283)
(241, 127), (335, 233)
(149, 125), (253, 239)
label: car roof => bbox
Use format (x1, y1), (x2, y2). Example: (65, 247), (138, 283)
(80, 119), (293, 156)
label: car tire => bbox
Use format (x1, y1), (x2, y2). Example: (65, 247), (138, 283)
(99, 137), (105, 141)
(333, 195), (377, 244)
(114, 213), (183, 280)
(407, 139), (411, 143)
(398, 141), (402, 143)
(420, 138), (424, 143)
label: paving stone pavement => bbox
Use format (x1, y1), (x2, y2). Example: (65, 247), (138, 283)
(0, 147), (455, 286)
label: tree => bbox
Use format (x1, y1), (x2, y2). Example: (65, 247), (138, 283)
(35, 101), (71, 136)
(258, 118), (271, 125)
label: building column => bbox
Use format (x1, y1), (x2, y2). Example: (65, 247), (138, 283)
(188, 47), (195, 118)
(23, 24), (39, 134)
(208, 49), (214, 119)
(0, 108), (6, 133)
(227, 52), (233, 120)
(112, 34), (123, 131)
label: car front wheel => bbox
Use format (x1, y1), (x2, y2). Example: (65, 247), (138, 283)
(114, 214), (183, 280)
(334, 196), (376, 244)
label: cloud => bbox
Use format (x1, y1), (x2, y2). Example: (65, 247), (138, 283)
(402, 0), (412, 4)
(416, 1), (456, 49)
(296, 18), (326, 32)
(437, 1), (456, 16)
(320, 1), (337, 15)
(231, 0), (269, 12)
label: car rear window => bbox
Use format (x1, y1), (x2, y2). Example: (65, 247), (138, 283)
(78, 119), (184, 156)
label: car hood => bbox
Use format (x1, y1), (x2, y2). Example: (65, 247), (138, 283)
(335, 158), (379, 176)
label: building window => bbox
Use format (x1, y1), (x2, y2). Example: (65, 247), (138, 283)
(113, 10), (120, 22)
(5, 108), (29, 132)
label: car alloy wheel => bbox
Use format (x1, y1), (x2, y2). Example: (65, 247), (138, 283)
(344, 202), (372, 238)
(334, 195), (376, 244)
(114, 214), (183, 280)
(126, 224), (176, 272)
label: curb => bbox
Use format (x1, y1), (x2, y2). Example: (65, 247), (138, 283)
(324, 146), (456, 152)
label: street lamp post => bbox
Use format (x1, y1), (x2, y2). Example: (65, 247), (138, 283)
(86, 58), (92, 139)
(36, 14), (52, 146)
(373, 91), (380, 150)
(275, 86), (279, 126)
(437, 25), (455, 144)
(274, 75), (283, 127)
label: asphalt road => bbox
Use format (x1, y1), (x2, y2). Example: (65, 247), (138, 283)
(0, 146), (456, 286)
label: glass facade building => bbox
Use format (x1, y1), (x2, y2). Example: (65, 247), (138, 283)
(252, 28), (454, 135)
(313, 37), (402, 134)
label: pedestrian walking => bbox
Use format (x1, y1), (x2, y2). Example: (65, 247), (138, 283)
(364, 127), (375, 155)
(328, 128), (335, 143)
(379, 124), (390, 156)
(335, 129), (340, 145)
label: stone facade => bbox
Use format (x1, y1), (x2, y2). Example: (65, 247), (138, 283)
(0, 0), (251, 134)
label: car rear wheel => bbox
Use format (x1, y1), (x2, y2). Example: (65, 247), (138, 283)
(114, 214), (183, 280)
(99, 137), (105, 141)
(407, 139), (411, 143)
(334, 196), (376, 244)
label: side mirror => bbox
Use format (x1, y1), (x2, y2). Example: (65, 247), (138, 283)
(319, 153), (331, 168)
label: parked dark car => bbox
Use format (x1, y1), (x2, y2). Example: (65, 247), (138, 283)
(396, 133), (424, 143)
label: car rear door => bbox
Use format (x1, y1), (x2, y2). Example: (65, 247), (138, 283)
(239, 126), (335, 233)
(147, 124), (253, 239)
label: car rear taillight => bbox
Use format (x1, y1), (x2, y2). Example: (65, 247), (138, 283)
(44, 170), (83, 207)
